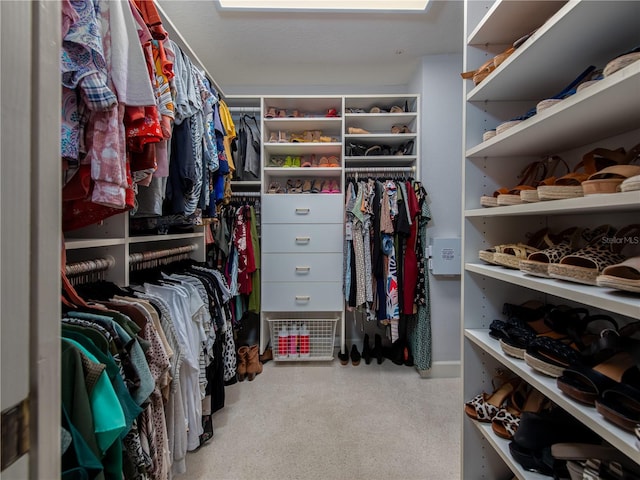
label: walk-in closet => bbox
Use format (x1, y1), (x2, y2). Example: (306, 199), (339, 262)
(2, 1), (639, 479)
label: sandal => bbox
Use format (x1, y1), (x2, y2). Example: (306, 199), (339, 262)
(481, 227), (551, 269)
(596, 382), (640, 432)
(489, 299), (551, 342)
(311, 179), (323, 194)
(347, 127), (370, 134)
(519, 226), (591, 278)
(537, 147), (626, 200)
(520, 156), (570, 203)
(326, 156), (340, 168)
(491, 385), (550, 440)
(620, 174), (640, 192)
(523, 314), (620, 378)
(300, 155), (312, 168)
(301, 179), (313, 194)
(464, 372), (521, 422)
(267, 182), (284, 194)
(481, 160), (547, 207)
(596, 256), (640, 293)
(391, 125), (411, 134)
(499, 305), (589, 360)
(395, 140), (414, 156)
(556, 322), (640, 406)
(548, 224), (640, 285)
(582, 143), (640, 195)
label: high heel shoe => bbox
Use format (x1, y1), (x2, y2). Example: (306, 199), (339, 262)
(362, 334), (372, 365)
(373, 334), (384, 365)
(350, 345), (361, 366)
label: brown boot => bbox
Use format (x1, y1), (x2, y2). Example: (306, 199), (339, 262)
(237, 346), (249, 381)
(246, 344), (263, 381)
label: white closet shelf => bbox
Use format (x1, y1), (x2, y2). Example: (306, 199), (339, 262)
(465, 329), (640, 462)
(467, 1), (639, 102)
(469, 421), (550, 480)
(345, 133), (416, 143)
(465, 263), (640, 319)
(465, 192), (640, 217)
(467, 62), (640, 158)
(65, 238), (126, 250)
(467, 0), (567, 46)
(345, 156), (416, 167)
(263, 118), (342, 131)
(128, 232), (204, 244)
(264, 143), (341, 156)
(263, 167), (341, 178)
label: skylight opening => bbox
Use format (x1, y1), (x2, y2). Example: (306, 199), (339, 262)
(216, 0), (430, 12)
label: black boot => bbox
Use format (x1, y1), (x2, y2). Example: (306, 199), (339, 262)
(373, 334), (384, 365)
(350, 344), (361, 366)
(362, 334), (372, 365)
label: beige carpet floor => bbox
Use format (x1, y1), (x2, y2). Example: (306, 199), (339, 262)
(184, 358), (461, 480)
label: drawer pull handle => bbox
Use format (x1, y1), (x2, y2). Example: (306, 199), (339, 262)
(295, 236), (311, 243)
(295, 295), (311, 302)
(295, 266), (311, 273)
(295, 208), (310, 214)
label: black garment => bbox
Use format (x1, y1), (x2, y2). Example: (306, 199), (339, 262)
(166, 120), (196, 215)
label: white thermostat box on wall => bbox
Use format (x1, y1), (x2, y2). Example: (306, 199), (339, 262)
(428, 237), (461, 276)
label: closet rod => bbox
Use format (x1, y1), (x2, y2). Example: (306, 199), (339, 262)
(65, 255), (116, 277)
(228, 106), (261, 113)
(129, 244), (197, 265)
(155, 3), (225, 98)
(230, 191), (260, 198)
(344, 166), (416, 173)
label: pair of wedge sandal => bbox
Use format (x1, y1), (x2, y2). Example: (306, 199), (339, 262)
(597, 256), (640, 293)
(481, 160), (548, 207)
(537, 145), (638, 201)
(557, 321), (640, 432)
(547, 224), (640, 286)
(479, 227), (553, 269)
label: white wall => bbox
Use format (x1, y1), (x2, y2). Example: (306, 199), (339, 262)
(410, 53), (463, 369)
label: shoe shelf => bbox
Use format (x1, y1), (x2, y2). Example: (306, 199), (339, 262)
(343, 94), (418, 113)
(264, 167), (341, 178)
(462, 1), (640, 478)
(263, 142), (342, 156)
(465, 191), (640, 217)
(344, 155), (417, 167)
(467, 1), (639, 103)
(465, 263), (640, 319)
(466, 61), (640, 157)
(465, 329), (640, 463)
(466, 0), (566, 46)
(343, 113), (418, 133)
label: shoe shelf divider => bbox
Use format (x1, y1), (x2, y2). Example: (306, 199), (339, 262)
(461, 1), (640, 478)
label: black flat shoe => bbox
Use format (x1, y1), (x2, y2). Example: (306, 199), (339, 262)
(350, 345), (361, 366)
(362, 334), (372, 365)
(338, 348), (349, 366)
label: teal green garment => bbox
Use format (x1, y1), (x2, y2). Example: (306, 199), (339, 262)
(67, 311), (155, 406)
(61, 341), (105, 480)
(248, 205), (261, 313)
(63, 339), (126, 456)
(62, 405), (104, 480)
(62, 323), (110, 354)
(62, 328), (143, 435)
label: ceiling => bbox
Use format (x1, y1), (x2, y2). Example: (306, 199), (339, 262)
(156, 0), (464, 95)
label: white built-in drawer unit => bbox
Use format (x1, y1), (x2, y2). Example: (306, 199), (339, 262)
(261, 195), (343, 224)
(261, 224), (343, 253)
(262, 282), (343, 312)
(262, 253), (343, 283)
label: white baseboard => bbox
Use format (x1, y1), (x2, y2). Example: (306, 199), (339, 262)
(416, 360), (460, 378)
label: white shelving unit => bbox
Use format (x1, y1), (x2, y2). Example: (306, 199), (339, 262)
(64, 213), (206, 286)
(260, 96), (345, 360)
(461, 1), (640, 478)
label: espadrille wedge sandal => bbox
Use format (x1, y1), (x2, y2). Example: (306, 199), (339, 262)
(519, 227), (590, 278)
(481, 160), (547, 207)
(548, 224), (640, 286)
(537, 147), (626, 201)
(479, 228), (550, 267)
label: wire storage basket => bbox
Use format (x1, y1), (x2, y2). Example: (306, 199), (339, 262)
(268, 318), (338, 361)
